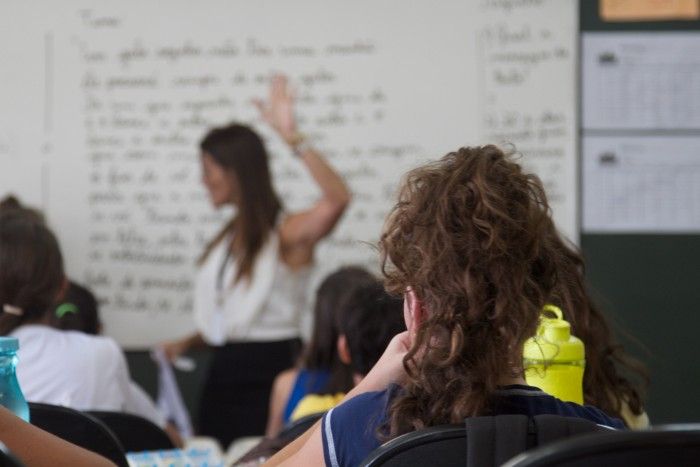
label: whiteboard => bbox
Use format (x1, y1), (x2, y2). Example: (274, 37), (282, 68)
(0, 0), (578, 348)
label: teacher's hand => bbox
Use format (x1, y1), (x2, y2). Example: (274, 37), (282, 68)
(253, 74), (298, 143)
(161, 338), (189, 362)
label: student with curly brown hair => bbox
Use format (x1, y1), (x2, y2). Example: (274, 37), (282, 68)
(265, 145), (641, 466)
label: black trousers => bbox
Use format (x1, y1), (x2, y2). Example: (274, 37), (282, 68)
(198, 338), (302, 448)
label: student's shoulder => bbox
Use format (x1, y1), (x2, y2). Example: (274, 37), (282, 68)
(322, 386), (400, 467)
(325, 385), (399, 431)
(62, 331), (123, 361)
(559, 400), (626, 429)
(275, 367), (300, 389)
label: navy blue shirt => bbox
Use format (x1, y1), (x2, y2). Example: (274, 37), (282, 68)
(321, 384), (624, 467)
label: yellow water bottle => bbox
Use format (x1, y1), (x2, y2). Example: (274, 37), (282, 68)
(523, 305), (585, 404)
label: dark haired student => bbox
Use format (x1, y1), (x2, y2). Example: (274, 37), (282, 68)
(266, 266), (375, 437)
(0, 213), (165, 428)
(163, 75), (350, 446)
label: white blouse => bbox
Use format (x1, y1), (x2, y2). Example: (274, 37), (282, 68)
(12, 325), (165, 427)
(193, 231), (310, 344)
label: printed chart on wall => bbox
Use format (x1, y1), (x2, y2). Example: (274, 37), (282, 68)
(582, 33), (700, 233)
(0, 0), (578, 347)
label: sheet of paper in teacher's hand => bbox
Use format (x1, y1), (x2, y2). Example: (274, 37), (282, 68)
(151, 347), (194, 438)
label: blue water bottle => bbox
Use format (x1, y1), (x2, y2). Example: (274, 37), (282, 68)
(0, 337), (29, 421)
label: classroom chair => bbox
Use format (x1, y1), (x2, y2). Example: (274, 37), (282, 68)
(361, 414), (610, 467)
(230, 412), (325, 464)
(278, 412), (325, 444)
(503, 423), (700, 467)
(28, 402), (129, 467)
(0, 442), (24, 467)
(88, 410), (175, 452)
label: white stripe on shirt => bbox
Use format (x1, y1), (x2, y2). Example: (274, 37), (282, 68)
(324, 408), (340, 467)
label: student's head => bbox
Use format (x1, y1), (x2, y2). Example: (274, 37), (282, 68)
(50, 282), (101, 335)
(302, 266), (377, 393)
(337, 281), (405, 382)
(0, 195), (45, 224)
(199, 123), (282, 281)
(380, 145), (569, 434)
(0, 212), (65, 335)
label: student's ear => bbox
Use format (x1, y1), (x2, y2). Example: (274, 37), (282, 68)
(337, 334), (352, 365)
(404, 288), (425, 338)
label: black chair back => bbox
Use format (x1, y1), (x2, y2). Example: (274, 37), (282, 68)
(503, 424), (700, 467)
(0, 443), (24, 467)
(362, 424), (467, 467)
(278, 412), (325, 444)
(28, 402), (128, 467)
(89, 411), (175, 452)
(362, 414), (610, 467)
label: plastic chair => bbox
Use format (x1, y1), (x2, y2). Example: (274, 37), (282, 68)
(362, 414), (610, 467)
(362, 424), (465, 467)
(278, 412), (325, 443)
(28, 402), (128, 467)
(503, 423), (700, 467)
(0, 442), (24, 467)
(89, 410), (175, 452)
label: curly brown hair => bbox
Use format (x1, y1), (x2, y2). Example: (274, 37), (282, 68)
(379, 145), (646, 436)
(544, 230), (648, 419)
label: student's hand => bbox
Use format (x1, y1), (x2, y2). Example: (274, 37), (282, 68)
(357, 331), (412, 392)
(253, 74), (298, 143)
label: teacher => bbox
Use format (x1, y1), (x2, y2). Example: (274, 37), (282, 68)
(163, 75), (350, 446)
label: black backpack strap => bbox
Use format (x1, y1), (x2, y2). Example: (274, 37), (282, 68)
(466, 415), (529, 467)
(533, 414), (607, 446)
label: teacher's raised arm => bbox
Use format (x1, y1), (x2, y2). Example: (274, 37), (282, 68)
(255, 74), (351, 267)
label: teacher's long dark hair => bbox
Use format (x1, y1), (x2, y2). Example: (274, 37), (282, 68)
(199, 124), (282, 283)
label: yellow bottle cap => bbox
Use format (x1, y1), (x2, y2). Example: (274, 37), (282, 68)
(523, 305), (585, 363)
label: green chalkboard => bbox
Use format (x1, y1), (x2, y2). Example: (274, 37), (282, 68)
(581, 1), (700, 423)
(582, 235), (700, 423)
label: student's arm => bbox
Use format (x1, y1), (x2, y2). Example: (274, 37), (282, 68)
(263, 420), (324, 467)
(280, 147), (351, 247)
(265, 368), (299, 437)
(264, 331), (412, 466)
(0, 406), (116, 467)
(255, 75), (351, 251)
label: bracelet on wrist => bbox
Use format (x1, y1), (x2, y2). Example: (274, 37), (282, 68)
(287, 132), (312, 157)
(293, 140), (313, 157)
(286, 132), (304, 146)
